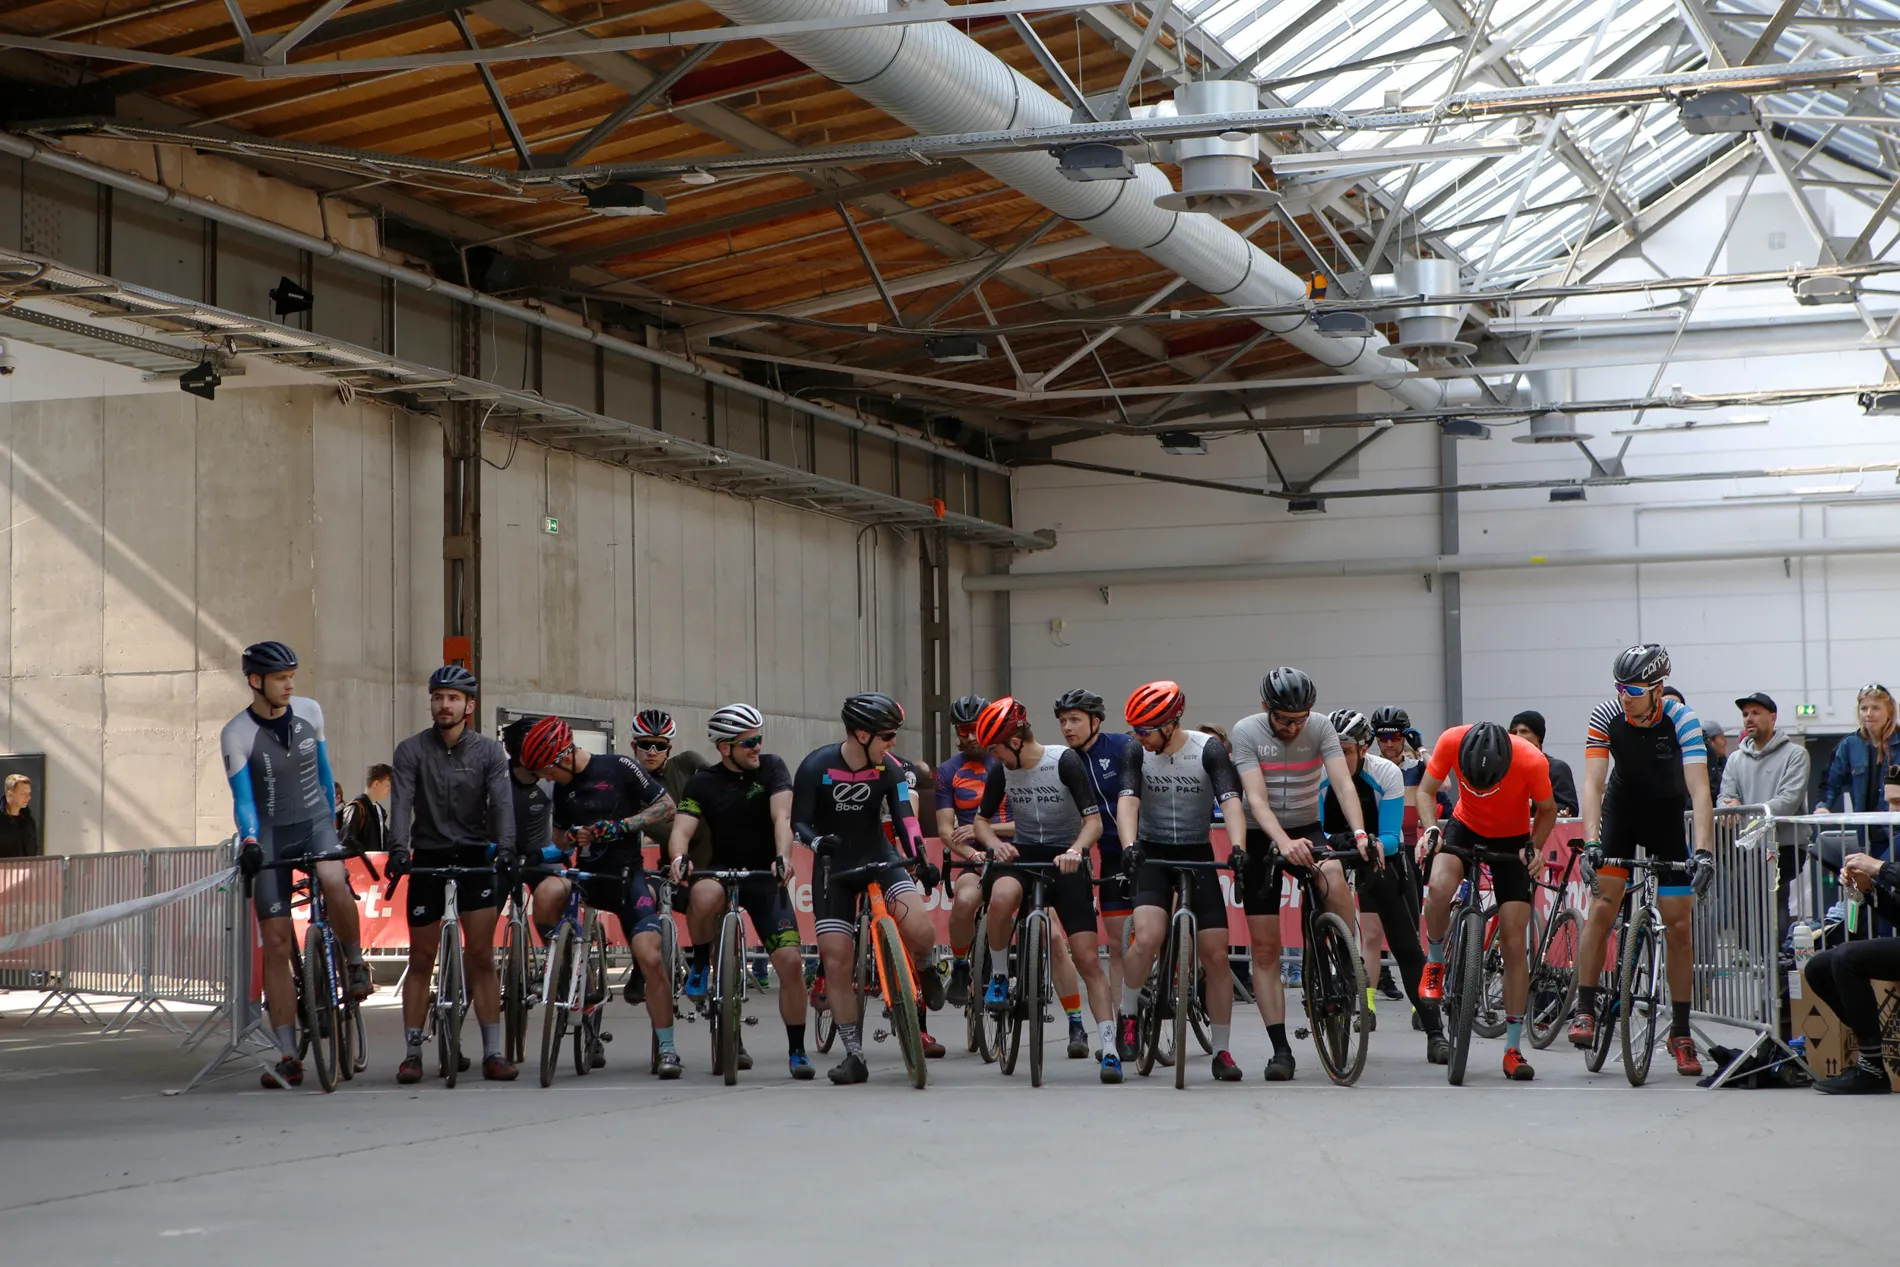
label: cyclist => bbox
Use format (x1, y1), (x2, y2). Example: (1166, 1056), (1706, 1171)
(385, 665), (517, 1083)
(969, 698), (1117, 1079)
(937, 694), (1012, 1009)
(1415, 720), (1557, 1082)
(1321, 710), (1447, 1062)
(519, 715), (682, 1077)
(1114, 681), (1248, 1083)
(1055, 688), (1136, 1002)
(792, 692), (943, 1085)
(1568, 644), (1715, 1076)
(500, 717), (557, 868)
(631, 709), (704, 1002)
(1230, 667), (1375, 1081)
(222, 641), (360, 1089)
(666, 704), (814, 1080)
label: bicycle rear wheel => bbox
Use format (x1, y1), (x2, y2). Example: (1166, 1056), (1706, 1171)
(1446, 911), (1483, 1086)
(576, 920), (607, 1077)
(540, 926), (573, 1088)
(1135, 934), (1164, 1078)
(1528, 907), (1579, 1050)
(1026, 912), (1047, 1088)
(873, 916), (926, 1089)
(303, 931), (341, 1093)
(1619, 919), (1661, 1086)
(1000, 933), (1023, 1077)
(967, 932), (996, 1063)
(1308, 912), (1368, 1086)
(1585, 927), (1620, 1073)
(716, 912), (743, 1086)
(439, 932), (464, 1089)
(1476, 913), (1508, 1040)
(1172, 912), (1195, 1091)
(346, 997), (366, 1075)
(503, 913), (528, 1065)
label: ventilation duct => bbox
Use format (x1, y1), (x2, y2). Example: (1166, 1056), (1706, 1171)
(1379, 258), (1476, 361)
(691, 0), (1445, 412)
(1515, 368), (1594, 444)
(1152, 80), (1280, 215)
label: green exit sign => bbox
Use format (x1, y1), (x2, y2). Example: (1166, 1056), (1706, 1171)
(543, 516), (560, 535)
(1797, 703), (1817, 717)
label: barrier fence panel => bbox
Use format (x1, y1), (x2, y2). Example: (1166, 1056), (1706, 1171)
(60, 852), (150, 1022)
(1690, 806), (1800, 1085)
(0, 856), (63, 994)
(133, 843), (235, 1034)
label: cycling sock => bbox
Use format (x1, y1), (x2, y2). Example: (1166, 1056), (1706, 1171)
(1671, 1001), (1691, 1038)
(1061, 992), (1082, 1020)
(1365, 986), (1377, 1012)
(1120, 984), (1142, 1015)
(1099, 1019), (1115, 1052)
(480, 1021), (501, 1060)
(691, 943), (710, 972)
(404, 1027), (424, 1058)
(787, 1023), (806, 1056)
(1212, 1024), (1231, 1055)
(839, 1021), (863, 1058)
(1504, 1015), (1523, 1051)
(950, 944), (971, 964)
(1577, 984), (1599, 1014)
(1427, 936), (1445, 964)
(273, 1024), (297, 1058)
(1267, 1023), (1290, 1055)
(656, 1025), (677, 1055)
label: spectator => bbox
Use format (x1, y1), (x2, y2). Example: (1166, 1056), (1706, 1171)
(1818, 684), (1900, 854)
(0, 773), (38, 858)
(1803, 849), (1900, 1093)
(1718, 694), (1811, 965)
(339, 764), (393, 857)
(1703, 721), (1730, 804)
(1662, 686), (1687, 705)
(1509, 711), (1579, 816)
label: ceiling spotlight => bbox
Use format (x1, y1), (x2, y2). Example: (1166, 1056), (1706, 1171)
(268, 276), (312, 318)
(1549, 487), (1586, 503)
(1679, 90), (1760, 134)
(585, 182), (667, 216)
(1286, 496), (1326, 514)
(1860, 389), (1900, 416)
(925, 335), (987, 363)
(1055, 143), (1135, 182)
(1312, 310), (1374, 339)
(1157, 431), (1207, 455)
(179, 358), (220, 401)
(1792, 274), (1857, 306)
(1438, 417), (1491, 439)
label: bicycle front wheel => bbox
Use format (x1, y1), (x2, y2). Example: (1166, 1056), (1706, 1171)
(438, 932), (464, 1089)
(716, 912), (743, 1086)
(1585, 928), (1619, 1073)
(968, 932), (996, 1063)
(1026, 912), (1047, 1088)
(1308, 912), (1368, 1086)
(1135, 934), (1164, 1078)
(503, 915), (528, 1065)
(1446, 911), (1483, 1086)
(303, 932), (341, 1093)
(1172, 913), (1196, 1091)
(1528, 907), (1579, 1050)
(1619, 919), (1662, 1086)
(539, 926), (573, 1088)
(576, 920), (607, 1077)
(874, 916), (926, 1089)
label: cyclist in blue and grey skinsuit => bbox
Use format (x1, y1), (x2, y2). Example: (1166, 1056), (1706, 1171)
(221, 640), (362, 1090)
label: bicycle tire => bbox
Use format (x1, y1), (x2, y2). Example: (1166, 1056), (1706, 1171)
(540, 925), (573, 1088)
(717, 911), (743, 1086)
(576, 920), (607, 1077)
(967, 930), (996, 1062)
(814, 979), (837, 1053)
(1026, 912), (1047, 1088)
(504, 914), (528, 1065)
(303, 930), (341, 1093)
(873, 916), (926, 1089)
(659, 907), (682, 1001)
(1000, 932), (1023, 1077)
(1585, 925), (1620, 1073)
(1190, 990), (1213, 1055)
(1528, 907), (1579, 1050)
(1309, 911), (1369, 1086)
(346, 998), (366, 1076)
(1619, 918), (1661, 1087)
(1135, 929), (1163, 1078)
(289, 943), (312, 1061)
(1475, 911), (1507, 1040)
(1173, 911), (1195, 1091)
(1446, 911), (1483, 1086)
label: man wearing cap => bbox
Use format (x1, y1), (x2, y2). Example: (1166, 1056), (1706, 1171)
(1508, 711), (1579, 817)
(1720, 693), (1812, 949)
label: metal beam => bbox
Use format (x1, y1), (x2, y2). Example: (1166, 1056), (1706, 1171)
(919, 214), (1062, 325)
(559, 44), (717, 165)
(222, 0), (267, 64)
(1741, 0), (1804, 66)
(836, 204), (903, 324)
(449, 7), (536, 168)
(1110, 0), (1173, 119)
(264, 0), (358, 63)
(1008, 14), (1091, 116)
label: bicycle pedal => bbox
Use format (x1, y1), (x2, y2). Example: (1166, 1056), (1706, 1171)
(742, 1015), (759, 1026)
(873, 1029), (890, 1043)
(1295, 1027), (1311, 1040)
(601, 1032), (613, 1043)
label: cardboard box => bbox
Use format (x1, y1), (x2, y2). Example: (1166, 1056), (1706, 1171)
(1788, 974), (1900, 1087)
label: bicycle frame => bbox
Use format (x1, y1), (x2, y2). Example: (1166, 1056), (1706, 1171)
(393, 864), (492, 1087)
(1278, 844), (1370, 1086)
(261, 852), (356, 1091)
(1131, 856), (1230, 1090)
(694, 868), (778, 1082)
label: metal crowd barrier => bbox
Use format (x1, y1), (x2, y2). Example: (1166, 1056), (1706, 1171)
(1778, 810), (1897, 938)
(1690, 805), (1803, 1086)
(58, 851), (149, 1022)
(0, 856), (63, 992)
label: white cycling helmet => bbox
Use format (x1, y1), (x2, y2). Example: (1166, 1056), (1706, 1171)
(707, 703), (765, 743)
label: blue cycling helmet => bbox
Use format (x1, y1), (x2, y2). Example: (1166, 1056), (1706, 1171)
(429, 664), (479, 696)
(242, 641), (298, 679)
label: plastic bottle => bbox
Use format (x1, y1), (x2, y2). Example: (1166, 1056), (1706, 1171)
(1790, 923), (1814, 1000)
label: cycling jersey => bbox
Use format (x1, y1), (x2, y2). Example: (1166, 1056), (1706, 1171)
(936, 752), (1009, 827)
(552, 752), (666, 863)
(644, 752), (711, 863)
(1070, 732), (1132, 849)
(678, 754), (793, 869)
(1425, 725), (1553, 838)
(220, 698), (335, 838)
(509, 772), (556, 863)
(1585, 697), (1706, 801)
(1320, 753), (1405, 855)
(1117, 730), (1241, 846)
(977, 745), (1097, 848)
(792, 743), (923, 857)
(1228, 710), (1343, 825)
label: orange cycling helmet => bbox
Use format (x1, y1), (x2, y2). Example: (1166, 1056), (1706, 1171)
(1125, 681), (1185, 728)
(519, 715), (574, 771)
(973, 696), (1027, 747)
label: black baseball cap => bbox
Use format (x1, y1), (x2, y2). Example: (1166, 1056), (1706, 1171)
(1734, 692), (1777, 713)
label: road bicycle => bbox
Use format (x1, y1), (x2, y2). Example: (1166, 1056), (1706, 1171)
(1129, 853), (1234, 1090)
(1525, 839), (1589, 1049)
(387, 864), (494, 1089)
(527, 865), (616, 1087)
(984, 861), (1103, 1088)
(641, 869), (685, 1072)
(940, 856), (999, 1063)
(693, 867), (782, 1085)
(499, 874), (546, 1065)
(1277, 841), (1370, 1086)
(1430, 838), (1536, 1086)
(1586, 852), (1690, 1086)
(817, 850), (931, 1089)
(261, 853), (362, 1093)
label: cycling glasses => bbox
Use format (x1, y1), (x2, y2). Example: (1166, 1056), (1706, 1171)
(873, 730), (899, 743)
(730, 735), (764, 750)
(1614, 681), (1656, 698)
(634, 739), (672, 752)
(1374, 728), (1404, 739)
(1130, 723), (1172, 737)
(1859, 683), (1892, 698)
(1269, 710), (1310, 728)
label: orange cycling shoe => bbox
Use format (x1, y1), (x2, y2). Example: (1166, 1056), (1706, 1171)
(1567, 1012), (1596, 1048)
(1418, 962), (1446, 1002)
(1667, 1035), (1703, 1077)
(1502, 1048), (1535, 1081)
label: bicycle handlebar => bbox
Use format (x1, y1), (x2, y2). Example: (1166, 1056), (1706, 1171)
(1592, 856), (1690, 873)
(823, 854), (925, 884)
(690, 868), (780, 883)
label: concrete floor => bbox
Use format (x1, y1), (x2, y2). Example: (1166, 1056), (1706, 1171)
(0, 988), (1889, 1266)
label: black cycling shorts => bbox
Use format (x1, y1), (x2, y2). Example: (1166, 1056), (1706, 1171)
(981, 844), (1098, 941)
(1131, 842), (1229, 930)
(1601, 794), (1692, 894)
(1439, 820), (1534, 906)
(253, 817), (344, 920)
(405, 845), (500, 928)
(1240, 824), (1330, 917)
(811, 845), (918, 940)
(690, 872), (801, 953)
(574, 862), (664, 940)
(1097, 842), (1133, 916)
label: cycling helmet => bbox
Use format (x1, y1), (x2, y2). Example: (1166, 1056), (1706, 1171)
(950, 694), (989, 727)
(707, 703), (765, 743)
(519, 715), (573, 770)
(632, 709), (676, 740)
(1370, 706), (1411, 734)
(1260, 667), (1318, 712)
(1330, 709), (1373, 745)
(1457, 722), (1513, 792)
(973, 697), (1027, 748)
(501, 715), (536, 762)
(1053, 688), (1106, 719)
(241, 640), (298, 679)
(1125, 681), (1186, 728)
(1612, 643), (1671, 686)
(841, 691), (904, 734)
(428, 664), (478, 696)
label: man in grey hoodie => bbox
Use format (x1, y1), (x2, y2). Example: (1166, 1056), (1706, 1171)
(1719, 692), (1812, 1029)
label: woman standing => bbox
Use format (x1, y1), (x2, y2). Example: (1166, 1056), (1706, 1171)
(0, 773), (39, 858)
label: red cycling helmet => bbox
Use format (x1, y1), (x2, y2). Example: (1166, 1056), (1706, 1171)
(519, 715), (574, 771)
(973, 697), (1027, 748)
(1125, 681), (1186, 728)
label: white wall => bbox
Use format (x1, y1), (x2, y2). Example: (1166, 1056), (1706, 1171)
(1009, 166), (1900, 776)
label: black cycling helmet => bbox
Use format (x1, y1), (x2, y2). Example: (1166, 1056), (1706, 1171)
(841, 691), (904, 734)
(1457, 722), (1514, 792)
(1370, 706), (1410, 734)
(501, 715), (536, 762)
(428, 664), (478, 696)
(1053, 688), (1106, 720)
(1260, 667), (1318, 712)
(632, 709), (676, 740)
(950, 694), (989, 726)
(1613, 643), (1671, 686)
(241, 641), (298, 679)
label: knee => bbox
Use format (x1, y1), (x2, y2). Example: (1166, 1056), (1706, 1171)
(260, 922), (293, 956)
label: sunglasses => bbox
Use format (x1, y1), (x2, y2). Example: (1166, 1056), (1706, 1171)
(1860, 683), (1892, 698)
(955, 724), (979, 738)
(1614, 681), (1654, 698)
(1131, 723), (1170, 737)
(634, 739), (672, 752)
(726, 735), (764, 750)
(874, 731), (899, 743)
(1269, 711), (1309, 727)
(1374, 730), (1403, 740)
